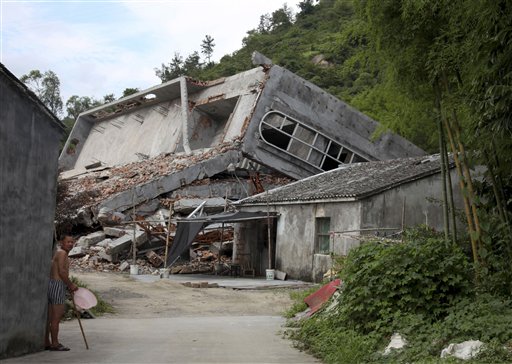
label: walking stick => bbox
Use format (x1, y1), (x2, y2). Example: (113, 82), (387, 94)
(72, 296), (89, 349)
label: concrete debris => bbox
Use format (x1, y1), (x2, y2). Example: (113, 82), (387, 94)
(173, 197), (228, 214)
(119, 261), (130, 272)
(107, 230), (147, 255)
(69, 214), (236, 276)
(76, 207), (94, 227)
(76, 231), (106, 247)
(97, 250), (113, 263)
(440, 340), (484, 360)
(95, 238), (112, 248)
(97, 208), (127, 226)
(383, 333), (408, 355)
(68, 246), (87, 258)
(103, 227), (127, 238)
(57, 143), (240, 225)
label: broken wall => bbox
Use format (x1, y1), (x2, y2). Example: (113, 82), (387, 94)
(0, 65), (64, 359)
(59, 68), (266, 171)
(242, 65), (425, 180)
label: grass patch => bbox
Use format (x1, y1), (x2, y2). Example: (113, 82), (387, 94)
(67, 276), (115, 317)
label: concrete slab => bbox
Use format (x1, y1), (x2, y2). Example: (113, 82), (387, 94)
(2, 316), (319, 363)
(132, 274), (314, 290)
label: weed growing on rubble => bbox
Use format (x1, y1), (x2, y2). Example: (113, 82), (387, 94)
(283, 286), (319, 319)
(284, 227), (512, 363)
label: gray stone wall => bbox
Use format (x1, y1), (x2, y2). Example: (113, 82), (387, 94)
(238, 202), (361, 282)
(0, 69), (64, 359)
(360, 169), (463, 233)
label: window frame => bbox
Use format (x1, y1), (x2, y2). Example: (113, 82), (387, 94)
(315, 217), (331, 254)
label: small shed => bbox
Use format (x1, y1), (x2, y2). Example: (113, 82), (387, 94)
(235, 155), (463, 282)
(0, 63), (65, 358)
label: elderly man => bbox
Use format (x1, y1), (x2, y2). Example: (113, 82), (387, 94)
(45, 235), (78, 351)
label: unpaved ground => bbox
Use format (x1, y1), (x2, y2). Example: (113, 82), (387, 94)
(73, 271), (296, 318)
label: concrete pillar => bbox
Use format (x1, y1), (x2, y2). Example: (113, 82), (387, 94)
(180, 77), (192, 154)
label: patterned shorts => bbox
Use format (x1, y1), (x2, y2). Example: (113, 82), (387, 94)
(48, 279), (66, 305)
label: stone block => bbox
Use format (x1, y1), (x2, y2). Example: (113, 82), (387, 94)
(103, 227), (126, 238)
(119, 261), (130, 272)
(107, 230), (147, 255)
(76, 231), (106, 247)
(96, 238), (112, 248)
(97, 250), (113, 263)
(97, 207), (127, 226)
(69, 246), (87, 258)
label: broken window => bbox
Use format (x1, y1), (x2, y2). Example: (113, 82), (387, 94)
(315, 217), (331, 254)
(259, 111), (367, 171)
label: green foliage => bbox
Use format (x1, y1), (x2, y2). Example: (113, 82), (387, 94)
(21, 69), (63, 117)
(286, 231), (512, 363)
(69, 276), (114, 317)
(121, 88), (139, 98)
(200, 35), (215, 65)
(288, 318), (380, 364)
(337, 234), (470, 333)
(284, 286), (320, 319)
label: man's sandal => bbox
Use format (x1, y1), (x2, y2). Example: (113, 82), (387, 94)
(49, 344), (70, 351)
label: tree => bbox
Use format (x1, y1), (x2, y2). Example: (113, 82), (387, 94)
(298, 0), (316, 16)
(103, 93), (116, 103)
(65, 95), (96, 120)
(257, 14), (272, 33)
(20, 69), (63, 116)
(270, 4), (293, 30)
(155, 52), (184, 82)
(184, 51), (202, 77)
(201, 35), (215, 65)
(121, 88), (139, 98)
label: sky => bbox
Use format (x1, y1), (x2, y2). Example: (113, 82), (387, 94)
(0, 0), (301, 114)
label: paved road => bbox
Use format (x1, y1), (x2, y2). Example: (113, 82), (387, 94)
(2, 316), (319, 363)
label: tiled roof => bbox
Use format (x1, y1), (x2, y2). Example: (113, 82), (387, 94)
(237, 155), (445, 204)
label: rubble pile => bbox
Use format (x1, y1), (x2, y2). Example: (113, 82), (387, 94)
(57, 141), (241, 226)
(68, 219), (235, 276)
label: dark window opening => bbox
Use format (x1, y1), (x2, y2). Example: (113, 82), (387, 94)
(316, 217), (331, 254)
(261, 128), (291, 150)
(327, 143), (341, 158)
(321, 156), (339, 171)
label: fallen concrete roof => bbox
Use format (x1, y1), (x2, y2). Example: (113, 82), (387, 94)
(56, 142), (242, 222)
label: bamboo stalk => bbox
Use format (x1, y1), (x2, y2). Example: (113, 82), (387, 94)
(451, 110), (482, 248)
(443, 117), (479, 263)
(443, 134), (457, 244)
(434, 80), (450, 242)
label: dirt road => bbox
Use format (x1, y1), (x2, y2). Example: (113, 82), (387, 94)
(74, 271), (296, 318)
(3, 272), (319, 363)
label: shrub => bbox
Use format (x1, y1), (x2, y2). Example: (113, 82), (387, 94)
(337, 236), (471, 333)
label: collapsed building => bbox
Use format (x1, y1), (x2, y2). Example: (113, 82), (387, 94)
(57, 52), (425, 276)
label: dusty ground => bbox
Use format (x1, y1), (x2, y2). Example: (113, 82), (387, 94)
(72, 271), (297, 319)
